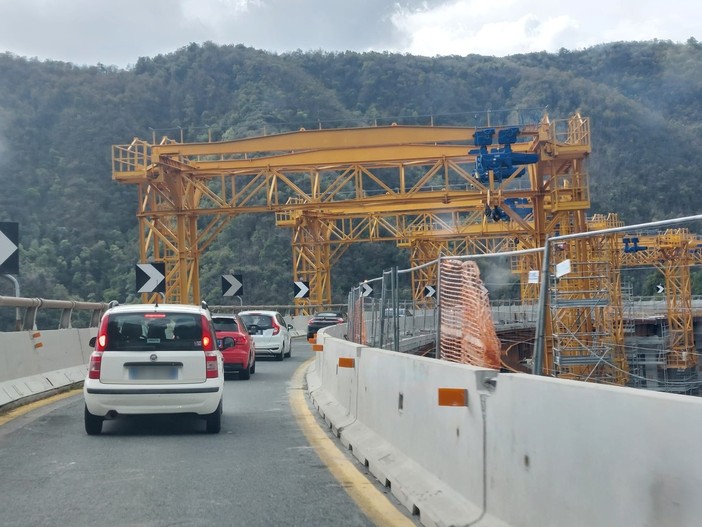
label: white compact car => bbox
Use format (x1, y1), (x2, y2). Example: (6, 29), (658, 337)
(83, 302), (224, 435)
(238, 310), (293, 361)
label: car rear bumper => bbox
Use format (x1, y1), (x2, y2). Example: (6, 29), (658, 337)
(221, 350), (249, 371)
(84, 379), (223, 416)
(254, 344), (283, 356)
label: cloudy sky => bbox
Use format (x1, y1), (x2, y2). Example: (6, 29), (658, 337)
(0, 0), (699, 68)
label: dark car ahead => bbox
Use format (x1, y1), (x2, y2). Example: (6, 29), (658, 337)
(307, 312), (346, 340)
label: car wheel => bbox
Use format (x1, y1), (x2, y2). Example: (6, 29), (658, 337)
(277, 346), (284, 361)
(251, 359), (256, 374)
(285, 341), (292, 358)
(84, 405), (103, 435)
(240, 363), (251, 380)
(206, 400), (222, 434)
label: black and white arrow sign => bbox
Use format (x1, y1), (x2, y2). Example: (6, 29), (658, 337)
(294, 281), (310, 299)
(656, 284), (665, 294)
(0, 222), (19, 275)
(361, 283), (373, 297)
(424, 285), (436, 298)
(136, 263), (166, 294)
(222, 274), (243, 297)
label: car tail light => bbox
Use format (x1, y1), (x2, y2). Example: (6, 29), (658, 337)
(271, 319), (281, 335)
(95, 316), (109, 351)
(88, 351), (103, 379)
(205, 350), (219, 378)
(201, 315), (219, 378)
(201, 315), (215, 351)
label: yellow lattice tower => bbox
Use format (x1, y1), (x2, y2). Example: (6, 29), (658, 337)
(621, 228), (699, 371)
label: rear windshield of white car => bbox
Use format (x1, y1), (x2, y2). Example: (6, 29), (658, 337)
(239, 313), (274, 329)
(104, 312), (203, 351)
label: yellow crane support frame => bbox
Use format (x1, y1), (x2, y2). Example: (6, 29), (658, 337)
(621, 228), (700, 370)
(112, 114), (590, 310)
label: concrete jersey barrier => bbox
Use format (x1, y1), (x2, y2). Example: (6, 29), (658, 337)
(309, 324), (702, 527)
(0, 328), (95, 407)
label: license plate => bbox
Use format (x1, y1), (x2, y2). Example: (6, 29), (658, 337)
(129, 366), (178, 380)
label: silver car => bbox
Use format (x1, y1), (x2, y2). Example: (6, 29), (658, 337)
(238, 310), (293, 361)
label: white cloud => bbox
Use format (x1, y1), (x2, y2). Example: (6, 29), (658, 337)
(391, 0), (702, 57)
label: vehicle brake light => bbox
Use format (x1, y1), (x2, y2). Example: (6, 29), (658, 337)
(201, 315), (219, 378)
(88, 351), (103, 379)
(201, 315), (215, 351)
(271, 319), (280, 335)
(95, 316), (109, 351)
(205, 350), (219, 378)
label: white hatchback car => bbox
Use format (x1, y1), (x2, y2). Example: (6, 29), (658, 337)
(238, 310), (293, 361)
(83, 302), (224, 435)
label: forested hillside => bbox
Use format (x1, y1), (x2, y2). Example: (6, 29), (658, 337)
(0, 39), (700, 304)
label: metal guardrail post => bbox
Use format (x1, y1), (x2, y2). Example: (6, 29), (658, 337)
(392, 266), (399, 352)
(435, 256), (443, 359)
(59, 305), (73, 329)
(2, 274), (21, 330)
(532, 237), (551, 376)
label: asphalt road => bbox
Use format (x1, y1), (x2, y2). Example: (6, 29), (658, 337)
(0, 339), (406, 527)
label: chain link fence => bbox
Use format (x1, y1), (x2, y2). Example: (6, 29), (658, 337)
(345, 214), (702, 395)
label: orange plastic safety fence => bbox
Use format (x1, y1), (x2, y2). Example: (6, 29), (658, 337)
(439, 260), (501, 369)
(353, 296), (366, 344)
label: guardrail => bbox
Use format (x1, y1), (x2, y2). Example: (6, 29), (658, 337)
(0, 296), (109, 331)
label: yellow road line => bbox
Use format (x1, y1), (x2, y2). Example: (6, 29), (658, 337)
(0, 388), (83, 426)
(290, 358), (415, 527)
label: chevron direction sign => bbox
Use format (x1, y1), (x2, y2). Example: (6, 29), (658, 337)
(424, 285), (436, 298)
(0, 222), (19, 275)
(361, 283), (373, 297)
(222, 274), (243, 297)
(294, 281), (310, 299)
(136, 263), (166, 294)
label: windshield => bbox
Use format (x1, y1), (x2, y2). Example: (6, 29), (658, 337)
(104, 312), (203, 351)
(240, 314), (274, 328)
(213, 317), (238, 332)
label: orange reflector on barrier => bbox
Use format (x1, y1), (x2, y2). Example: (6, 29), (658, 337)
(438, 388), (468, 407)
(338, 357), (355, 368)
(307, 337), (316, 344)
(312, 344), (323, 352)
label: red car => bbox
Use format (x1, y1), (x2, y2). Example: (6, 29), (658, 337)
(212, 314), (256, 379)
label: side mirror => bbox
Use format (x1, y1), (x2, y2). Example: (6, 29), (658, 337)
(89, 336), (97, 348)
(287, 324), (294, 330)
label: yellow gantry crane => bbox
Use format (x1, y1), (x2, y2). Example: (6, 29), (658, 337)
(112, 115), (589, 305)
(111, 113), (590, 368)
